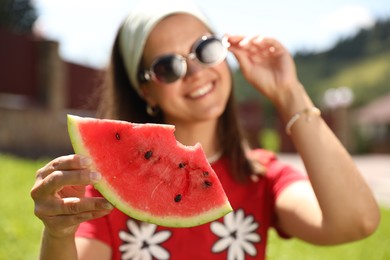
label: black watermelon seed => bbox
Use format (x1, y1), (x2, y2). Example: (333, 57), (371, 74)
(115, 132), (120, 140)
(174, 194), (182, 202)
(144, 150), (153, 159)
(204, 180), (213, 187)
(203, 171), (209, 176)
(179, 163), (186, 168)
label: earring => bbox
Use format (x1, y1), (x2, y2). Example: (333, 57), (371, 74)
(146, 104), (159, 117)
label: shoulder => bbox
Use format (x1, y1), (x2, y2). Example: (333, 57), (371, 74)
(249, 149), (307, 190)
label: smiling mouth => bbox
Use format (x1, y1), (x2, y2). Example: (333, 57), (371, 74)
(187, 83), (214, 99)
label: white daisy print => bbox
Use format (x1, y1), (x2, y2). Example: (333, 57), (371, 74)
(210, 209), (261, 260)
(119, 219), (171, 260)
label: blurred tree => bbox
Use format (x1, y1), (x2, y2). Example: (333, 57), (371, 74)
(0, 0), (37, 34)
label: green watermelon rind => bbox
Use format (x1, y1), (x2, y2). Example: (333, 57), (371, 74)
(67, 114), (233, 228)
(98, 179), (232, 227)
(67, 115), (90, 156)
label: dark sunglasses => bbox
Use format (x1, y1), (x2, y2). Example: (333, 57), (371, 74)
(138, 35), (229, 84)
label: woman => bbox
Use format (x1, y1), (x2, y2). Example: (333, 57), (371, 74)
(31, 0), (380, 259)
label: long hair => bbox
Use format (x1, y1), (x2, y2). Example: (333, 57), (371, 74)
(97, 30), (261, 183)
(97, 32), (163, 123)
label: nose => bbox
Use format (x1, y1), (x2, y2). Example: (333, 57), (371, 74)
(185, 58), (203, 77)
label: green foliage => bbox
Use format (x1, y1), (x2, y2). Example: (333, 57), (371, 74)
(267, 208), (390, 260)
(296, 51), (390, 107)
(259, 128), (281, 152)
(294, 18), (390, 108)
(0, 0), (37, 33)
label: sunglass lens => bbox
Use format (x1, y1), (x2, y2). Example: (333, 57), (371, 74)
(153, 55), (186, 83)
(195, 38), (226, 65)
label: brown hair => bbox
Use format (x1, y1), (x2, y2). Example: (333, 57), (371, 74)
(97, 30), (261, 183)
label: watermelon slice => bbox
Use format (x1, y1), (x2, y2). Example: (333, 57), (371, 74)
(67, 114), (232, 227)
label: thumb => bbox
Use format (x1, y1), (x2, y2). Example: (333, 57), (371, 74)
(229, 47), (252, 73)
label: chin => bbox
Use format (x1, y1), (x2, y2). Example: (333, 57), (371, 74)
(197, 103), (226, 121)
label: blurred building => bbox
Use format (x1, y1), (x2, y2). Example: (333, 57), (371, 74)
(0, 27), (102, 157)
(354, 93), (390, 153)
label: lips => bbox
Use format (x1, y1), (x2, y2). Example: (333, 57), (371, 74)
(187, 82), (214, 99)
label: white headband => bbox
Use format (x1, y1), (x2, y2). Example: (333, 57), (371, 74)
(119, 0), (214, 96)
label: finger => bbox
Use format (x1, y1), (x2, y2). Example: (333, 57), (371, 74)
(229, 37), (259, 68)
(43, 208), (113, 231)
(60, 197), (114, 215)
(229, 35), (270, 62)
(234, 37), (283, 65)
(32, 169), (101, 198)
(37, 155), (92, 180)
(68, 209), (112, 223)
(226, 35), (248, 46)
(37, 197), (113, 216)
(238, 35), (259, 47)
(233, 36), (276, 55)
(240, 36), (273, 57)
(51, 154), (92, 171)
(227, 35), (259, 50)
(252, 37), (286, 56)
(229, 46), (253, 73)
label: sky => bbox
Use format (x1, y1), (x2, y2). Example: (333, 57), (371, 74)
(33, 0), (390, 69)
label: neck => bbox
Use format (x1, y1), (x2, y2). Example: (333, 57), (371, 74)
(172, 119), (220, 159)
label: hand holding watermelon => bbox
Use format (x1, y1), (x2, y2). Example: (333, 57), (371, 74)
(31, 154), (114, 238)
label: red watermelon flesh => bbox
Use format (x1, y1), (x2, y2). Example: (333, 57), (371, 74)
(67, 115), (232, 227)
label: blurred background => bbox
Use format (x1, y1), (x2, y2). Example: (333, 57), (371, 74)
(0, 0), (390, 259)
(1, 0), (390, 156)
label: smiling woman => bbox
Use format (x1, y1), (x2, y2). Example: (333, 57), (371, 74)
(31, 0), (380, 259)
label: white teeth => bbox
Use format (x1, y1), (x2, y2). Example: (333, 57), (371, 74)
(189, 83), (213, 98)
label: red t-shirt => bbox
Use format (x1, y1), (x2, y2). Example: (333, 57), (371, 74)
(76, 150), (307, 259)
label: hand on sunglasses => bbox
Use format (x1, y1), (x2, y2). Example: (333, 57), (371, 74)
(138, 35), (230, 84)
(227, 35), (300, 101)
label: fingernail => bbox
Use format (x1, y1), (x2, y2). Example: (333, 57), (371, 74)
(254, 36), (264, 43)
(90, 172), (101, 182)
(239, 36), (251, 47)
(81, 156), (92, 167)
(102, 201), (114, 210)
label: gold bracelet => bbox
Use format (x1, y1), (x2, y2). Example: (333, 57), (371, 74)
(285, 107), (321, 135)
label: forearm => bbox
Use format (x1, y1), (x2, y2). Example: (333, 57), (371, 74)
(40, 228), (78, 260)
(276, 83), (380, 237)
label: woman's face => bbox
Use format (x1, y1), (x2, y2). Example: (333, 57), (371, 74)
(140, 14), (232, 125)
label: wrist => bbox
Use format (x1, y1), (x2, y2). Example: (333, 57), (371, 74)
(43, 226), (78, 240)
(41, 228), (78, 260)
(273, 82), (314, 123)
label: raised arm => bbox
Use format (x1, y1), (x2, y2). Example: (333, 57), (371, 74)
(228, 35), (380, 244)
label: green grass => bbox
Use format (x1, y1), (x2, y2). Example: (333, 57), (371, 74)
(0, 154), (47, 260)
(1, 154), (389, 259)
